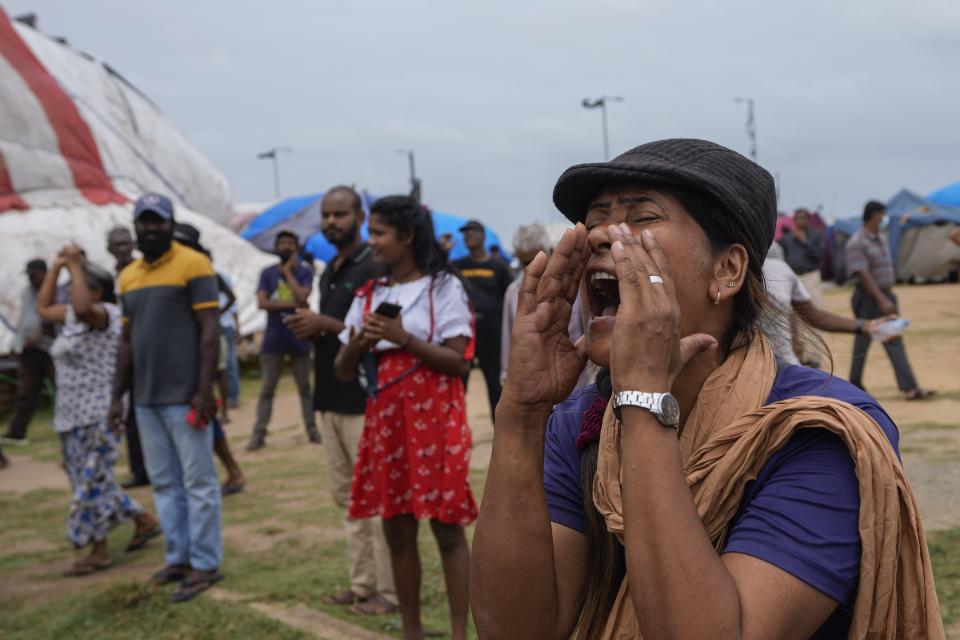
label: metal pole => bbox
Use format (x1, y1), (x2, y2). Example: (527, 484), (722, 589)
(734, 97), (757, 161)
(601, 101), (609, 160)
(407, 151), (416, 190)
(272, 154), (280, 199)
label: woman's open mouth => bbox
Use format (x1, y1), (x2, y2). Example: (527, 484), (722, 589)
(588, 270), (620, 319)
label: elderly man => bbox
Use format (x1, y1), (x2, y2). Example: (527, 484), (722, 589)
(500, 223), (584, 383)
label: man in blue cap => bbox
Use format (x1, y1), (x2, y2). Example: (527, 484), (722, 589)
(109, 193), (224, 602)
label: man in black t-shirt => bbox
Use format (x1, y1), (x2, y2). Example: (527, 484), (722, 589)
(284, 186), (396, 614)
(452, 219), (513, 421)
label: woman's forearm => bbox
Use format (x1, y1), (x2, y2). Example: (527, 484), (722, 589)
(471, 401), (567, 640)
(36, 262), (60, 311)
(67, 262), (94, 318)
(404, 336), (468, 377)
(619, 407), (741, 639)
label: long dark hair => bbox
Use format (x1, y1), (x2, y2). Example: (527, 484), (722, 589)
(369, 195), (459, 281)
(575, 184), (831, 639)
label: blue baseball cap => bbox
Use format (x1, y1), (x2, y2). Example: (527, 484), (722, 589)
(133, 193), (175, 220)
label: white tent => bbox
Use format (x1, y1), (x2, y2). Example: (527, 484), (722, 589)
(0, 10), (272, 353)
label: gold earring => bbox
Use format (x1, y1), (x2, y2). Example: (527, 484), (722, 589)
(714, 289), (721, 305)
(726, 281), (737, 288)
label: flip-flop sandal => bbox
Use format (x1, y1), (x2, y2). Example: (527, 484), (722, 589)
(125, 525), (162, 552)
(324, 589), (359, 605)
(170, 571), (224, 603)
(64, 558), (112, 576)
(221, 481), (245, 496)
(151, 565), (191, 585)
(906, 389), (936, 401)
(349, 594), (399, 615)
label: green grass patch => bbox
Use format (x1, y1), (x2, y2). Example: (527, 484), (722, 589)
(928, 528), (960, 625)
(900, 421), (960, 433)
(0, 581), (309, 640)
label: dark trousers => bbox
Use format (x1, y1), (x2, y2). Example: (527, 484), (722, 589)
(5, 347), (53, 439)
(849, 287), (918, 391)
(125, 403), (149, 481)
(468, 320), (503, 422)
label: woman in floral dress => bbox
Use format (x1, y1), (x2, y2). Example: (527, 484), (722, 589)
(36, 244), (160, 576)
(335, 196), (476, 640)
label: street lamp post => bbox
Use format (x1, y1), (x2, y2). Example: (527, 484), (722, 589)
(257, 147), (292, 199)
(397, 149), (422, 201)
(582, 95), (624, 160)
(733, 97), (757, 161)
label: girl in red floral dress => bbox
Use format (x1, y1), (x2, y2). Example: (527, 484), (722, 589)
(335, 195), (476, 640)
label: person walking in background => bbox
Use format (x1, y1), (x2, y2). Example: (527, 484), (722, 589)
(846, 200), (933, 400)
(452, 219), (513, 421)
(285, 185), (396, 615)
(108, 193), (224, 602)
(2, 259), (55, 446)
(335, 196), (476, 640)
(500, 223), (584, 384)
(106, 226), (150, 488)
(247, 230), (321, 450)
(37, 243), (160, 576)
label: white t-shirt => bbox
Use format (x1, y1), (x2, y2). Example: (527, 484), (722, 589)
(339, 273), (473, 352)
(762, 258), (812, 366)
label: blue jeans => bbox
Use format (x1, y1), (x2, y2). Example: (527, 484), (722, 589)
(223, 326), (240, 402)
(135, 404), (222, 571)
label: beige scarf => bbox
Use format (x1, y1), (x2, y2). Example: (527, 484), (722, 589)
(592, 335), (944, 639)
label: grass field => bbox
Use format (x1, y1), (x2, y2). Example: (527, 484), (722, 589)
(2, 282), (959, 638)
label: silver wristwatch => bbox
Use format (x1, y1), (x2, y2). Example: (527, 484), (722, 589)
(612, 391), (680, 429)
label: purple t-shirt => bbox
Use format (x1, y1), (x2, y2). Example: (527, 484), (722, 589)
(543, 364), (899, 639)
(258, 263), (313, 355)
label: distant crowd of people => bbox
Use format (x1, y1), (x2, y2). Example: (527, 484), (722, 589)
(0, 139), (947, 637)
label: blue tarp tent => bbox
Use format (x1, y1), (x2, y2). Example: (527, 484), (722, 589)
(928, 181), (960, 208)
(828, 190), (960, 282)
(242, 192), (509, 264)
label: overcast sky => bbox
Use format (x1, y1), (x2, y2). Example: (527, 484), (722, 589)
(8, 0), (960, 240)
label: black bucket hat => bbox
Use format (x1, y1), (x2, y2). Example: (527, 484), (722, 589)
(553, 138), (777, 258)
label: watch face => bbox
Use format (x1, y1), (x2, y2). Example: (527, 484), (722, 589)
(658, 394), (680, 426)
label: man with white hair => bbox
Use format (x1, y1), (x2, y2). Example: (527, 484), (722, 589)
(500, 223), (584, 383)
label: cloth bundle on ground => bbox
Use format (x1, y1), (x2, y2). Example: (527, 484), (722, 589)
(592, 336), (943, 639)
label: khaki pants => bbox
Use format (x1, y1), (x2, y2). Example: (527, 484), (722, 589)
(319, 411), (396, 602)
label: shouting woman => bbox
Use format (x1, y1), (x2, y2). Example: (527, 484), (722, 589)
(335, 195), (476, 640)
(471, 139), (942, 639)
(36, 244), (160, 576)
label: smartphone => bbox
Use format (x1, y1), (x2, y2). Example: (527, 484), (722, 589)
(374, 302), (403, 318)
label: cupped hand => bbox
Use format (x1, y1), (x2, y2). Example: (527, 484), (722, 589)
(347, 325), (377, 353)
(607, 224), (717, 393)
(362, 313), (408, 346)
(501, 224), (590, 410)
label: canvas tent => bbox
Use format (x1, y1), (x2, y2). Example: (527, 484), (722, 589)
(886, 189), (960, 282)
(0, 10), (272, 353)
(242, 192), (510, 263)
(827, 190), (960, 283)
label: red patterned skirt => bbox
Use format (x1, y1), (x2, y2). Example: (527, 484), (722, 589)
(348, 350), (477, 526)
